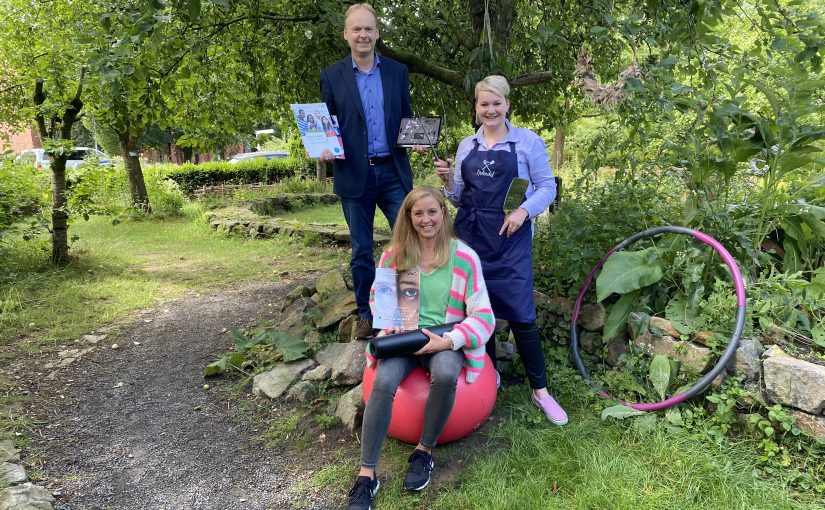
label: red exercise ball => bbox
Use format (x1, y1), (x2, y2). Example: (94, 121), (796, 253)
(361, 354), (497, 445)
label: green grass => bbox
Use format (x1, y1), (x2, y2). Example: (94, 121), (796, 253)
(0, 203), (347, 351)
(312, 383), (822, 509)
(278, 203), (392, 232)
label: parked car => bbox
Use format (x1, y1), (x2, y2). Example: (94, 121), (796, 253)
(14, 147), (111, 171)
(227, 151), (288, 164)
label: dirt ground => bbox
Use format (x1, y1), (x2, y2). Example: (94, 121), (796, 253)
(21, 277), (346, 510)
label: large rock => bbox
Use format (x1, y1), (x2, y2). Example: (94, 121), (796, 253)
(605, 333), (631, 367)
(690, 330), (716, 347)
(0, 463), (26, 486)
(578, 303), (605, 331)
(277, 297), (316, 338)
(790, 411), (825, 439)
(336, 384), (365, 432)
(0, 442), (18, 464)
(303, 331), (323, 350)
(763, 346), (825, 414)
(252, 359), (316, 400)
(314, 341), (368, 386)
(282, 285), (313, 311)
(579, 331), (600, 352)
(633, 332), (711, 375)
(649, 317), (681, 337)
(338, 315), (357, 343)
(315, 270), (347, 298)
(0, 483), (54, 509)
(316, 292), (358, 331)
(287, 381), (317, 403)
(726, 337), (764, 380)
(626, 311), (650, 340)
(302, 365), (331, 382)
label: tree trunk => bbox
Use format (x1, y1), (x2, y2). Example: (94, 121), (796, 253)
(117, 130), (152, 213)
(552, 124), (565, 172)
(33, 75), (84, 264)
(316, 160), (327, 182)
(49, 156), (70, 264)
(181, 146), (193, 163)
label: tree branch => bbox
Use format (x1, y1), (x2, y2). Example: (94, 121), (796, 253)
(257, 12), (319, 23)
(510, 71), (555, 88)
(32, 79), (48, 141)
(376, 40), (463, 88)
(60, 68), (85, 140)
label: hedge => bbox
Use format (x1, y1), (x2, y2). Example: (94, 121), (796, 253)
(160, 157), (313, 196)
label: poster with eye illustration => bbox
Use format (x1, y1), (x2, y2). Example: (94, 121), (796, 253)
(372, 268), (420, 331)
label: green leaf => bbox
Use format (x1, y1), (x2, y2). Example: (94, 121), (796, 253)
(782, 238), (801, 274)
(744, 79), (781, 119)
(603, 290), (639, 342)
(649, 355), (671, 400)
(779, 217), (809, 253)
(228, 329), (251, 351)
(276, 333), (309, 362)
(187, 0), (201, 20)
(799, 213), (825, 239)
(226, 351), (246, 370)
(632, 413), (658, 434)
(596, 248), (664, 302)
(683, 195), (699, 223)
(601, 405), (646, 420)
(779, 154), (822, 174)
(665, 408), (684, 427)
(665, 294), (697, 335)
(204, 355), (229, 377)
(811, 323), (825, 349)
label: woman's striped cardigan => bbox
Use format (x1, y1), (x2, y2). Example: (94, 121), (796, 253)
(367, 239), (495, 383)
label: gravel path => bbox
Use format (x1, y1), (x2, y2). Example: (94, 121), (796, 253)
(26, 279), (339, 510)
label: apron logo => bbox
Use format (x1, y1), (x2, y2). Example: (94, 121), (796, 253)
(477, 159), (496, 178)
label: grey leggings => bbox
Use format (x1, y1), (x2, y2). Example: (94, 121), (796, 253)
(360, 349), (464, 468)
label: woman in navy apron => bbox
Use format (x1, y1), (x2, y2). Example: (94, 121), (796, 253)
(434, 75), (567, 426)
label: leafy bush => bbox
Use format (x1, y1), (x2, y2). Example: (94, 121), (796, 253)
(161, 157), (313, 196)
(533, 173), (684, 297)
(0, 160), (50, 244)
(67, 162), (186, 220)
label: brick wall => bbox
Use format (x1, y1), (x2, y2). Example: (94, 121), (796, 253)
(0, 126), (41, 154)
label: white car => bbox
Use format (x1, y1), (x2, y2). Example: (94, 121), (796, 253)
(227, 151), (289, 163)
(15, 147), (111, 171)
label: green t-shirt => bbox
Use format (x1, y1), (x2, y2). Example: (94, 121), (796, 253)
(418, 240), (457, 328)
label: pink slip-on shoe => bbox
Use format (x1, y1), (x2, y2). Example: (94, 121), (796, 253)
(532, 394), (568, 426)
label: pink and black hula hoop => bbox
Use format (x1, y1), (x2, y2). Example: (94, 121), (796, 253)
(570, 226), (747, 411)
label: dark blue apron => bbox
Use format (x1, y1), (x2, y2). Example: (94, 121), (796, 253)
(454, 140), (536, 322)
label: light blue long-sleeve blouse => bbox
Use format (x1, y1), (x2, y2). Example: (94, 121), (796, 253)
(445, 118), (556, 219)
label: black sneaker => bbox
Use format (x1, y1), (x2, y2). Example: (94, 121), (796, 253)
(403, 449), (434, 491)
(347, 475), (379, 510)
(354, 317), (375, 340)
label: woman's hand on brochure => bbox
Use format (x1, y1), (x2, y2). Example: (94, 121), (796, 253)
(413, 328), (451, 355)
(411, 144), (429, 155)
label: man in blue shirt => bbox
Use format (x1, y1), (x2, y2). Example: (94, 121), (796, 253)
(320, 3), (417, 342)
